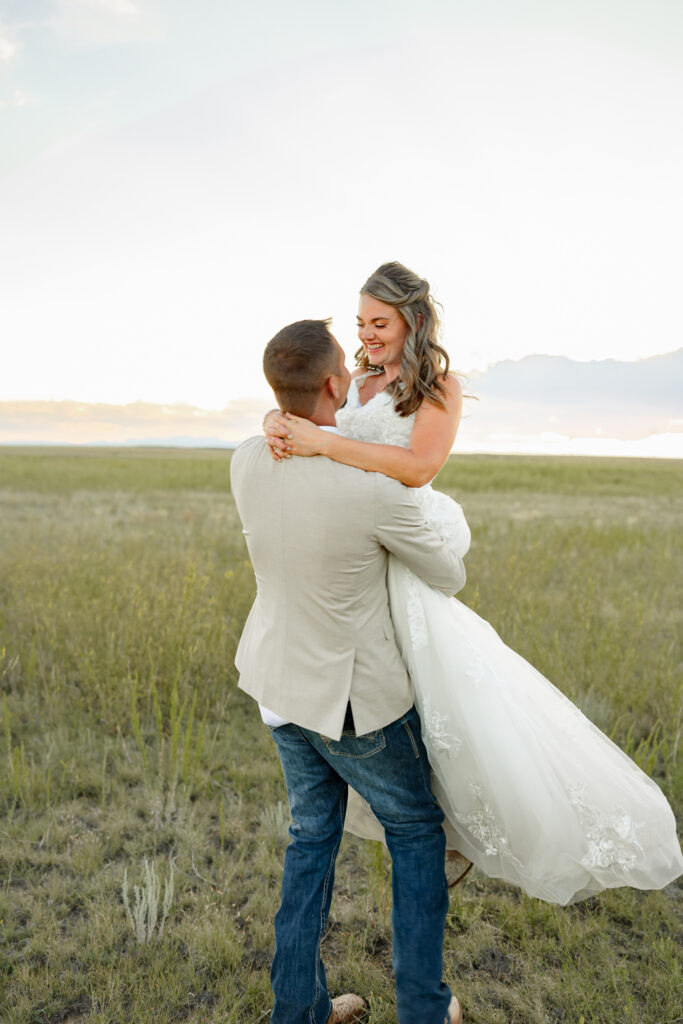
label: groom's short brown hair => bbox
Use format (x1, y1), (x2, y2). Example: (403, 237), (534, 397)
(263, 319), (339, 416)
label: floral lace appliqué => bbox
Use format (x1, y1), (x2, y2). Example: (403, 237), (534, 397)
(464, 658), (493, 689)
(405, 575), (428, 650)
(414, 488), (471, 557)
(568, 784), (642, 870)
(421, 695), (462, 757)
(460, 779), (510, 858)
(335, 382), (416, 448)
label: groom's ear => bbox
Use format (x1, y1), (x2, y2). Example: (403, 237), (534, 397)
(326, 375), (340, 401)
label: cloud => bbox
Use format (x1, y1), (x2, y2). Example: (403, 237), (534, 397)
(0, 89), (38, 109)
(0, 399), (273, 446)
(0, 23), (20, 61)
(1, 398), (679, 458)
(58, 0), (140, 18)
(49, 0), (160, 46)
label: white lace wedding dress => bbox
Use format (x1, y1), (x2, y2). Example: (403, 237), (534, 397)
(336, 377), (683, 905)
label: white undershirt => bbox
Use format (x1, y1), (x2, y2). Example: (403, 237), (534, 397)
(258, 424), (340, 729)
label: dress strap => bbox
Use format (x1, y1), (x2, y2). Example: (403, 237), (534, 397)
(344, 375), (364, 409)
(353, 369), (385, 395)
(340, 370), (388, 415)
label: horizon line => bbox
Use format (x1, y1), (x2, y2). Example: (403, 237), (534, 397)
(1, 439), (681, 461)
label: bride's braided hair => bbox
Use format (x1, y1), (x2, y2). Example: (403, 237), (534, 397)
(355, 262), (451, 417)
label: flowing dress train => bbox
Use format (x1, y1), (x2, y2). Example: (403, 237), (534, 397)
(336, 376), (683, 905)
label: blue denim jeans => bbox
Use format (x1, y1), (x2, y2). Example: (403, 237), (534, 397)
(268, 705), (451, 1024)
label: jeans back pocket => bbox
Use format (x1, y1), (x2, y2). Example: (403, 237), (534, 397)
(321, 730), (387, 760)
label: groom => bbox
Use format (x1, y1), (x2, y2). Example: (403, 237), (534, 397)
(230, 319), (466, 1024)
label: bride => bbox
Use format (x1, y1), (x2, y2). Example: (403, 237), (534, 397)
(264, 261), (683, 906)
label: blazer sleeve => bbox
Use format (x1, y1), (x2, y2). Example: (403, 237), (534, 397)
(373, 475), (466, 597)
(229, 436), (262, 506)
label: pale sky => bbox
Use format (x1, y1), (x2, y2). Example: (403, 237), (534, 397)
(1, 0), (682, 410)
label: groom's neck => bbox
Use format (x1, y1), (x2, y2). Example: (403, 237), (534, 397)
(305, 393), (337, 428)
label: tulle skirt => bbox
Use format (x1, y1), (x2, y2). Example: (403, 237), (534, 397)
(345, 548), (683, 905)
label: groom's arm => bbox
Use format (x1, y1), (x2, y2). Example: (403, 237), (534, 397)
(373, 475), (466, 597)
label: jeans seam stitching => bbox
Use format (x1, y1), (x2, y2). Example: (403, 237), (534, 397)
(321, 746), (386, 760)
(402, 717), (421, 759)
(315, 795), (344, 1024)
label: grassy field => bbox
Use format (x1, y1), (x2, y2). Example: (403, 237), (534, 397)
(0, 447), (681, 1024)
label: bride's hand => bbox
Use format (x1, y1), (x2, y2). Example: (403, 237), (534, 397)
(264, 411), (327, 460)
(264, 409), (292, 461)
(277, 414), (327, 457)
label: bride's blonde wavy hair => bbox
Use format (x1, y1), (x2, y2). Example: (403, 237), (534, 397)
(355, 262), (451, 417)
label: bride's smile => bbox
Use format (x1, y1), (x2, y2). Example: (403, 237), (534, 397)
(356, 293), (409, 377)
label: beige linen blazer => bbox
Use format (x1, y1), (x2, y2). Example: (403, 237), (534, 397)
(230, 436), (466, 740)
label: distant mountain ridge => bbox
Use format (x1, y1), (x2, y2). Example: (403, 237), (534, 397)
(470, 348), (682, 410)
(456, 347), (682, 452)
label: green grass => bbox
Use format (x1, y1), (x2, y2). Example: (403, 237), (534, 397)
(0, 446), (231, 494)
(1, 446), (681, 497)
(0, 448), (681, 1023)
(435, 452), (683, 498)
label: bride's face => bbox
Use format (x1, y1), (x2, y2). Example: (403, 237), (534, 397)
(357, 294), (409, 368)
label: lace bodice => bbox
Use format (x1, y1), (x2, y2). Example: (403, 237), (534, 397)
(336, 375), (415, 449)
(336, 375), (471, 560)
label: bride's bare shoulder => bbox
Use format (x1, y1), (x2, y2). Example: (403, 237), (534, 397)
(440, 373), (463, 400)
(420, 373), (462, 413)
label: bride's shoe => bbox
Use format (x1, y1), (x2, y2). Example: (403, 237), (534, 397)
(446, 994), (463, 1023)
(327, 994), (367, 1023)
(445, 849), (472, 888)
